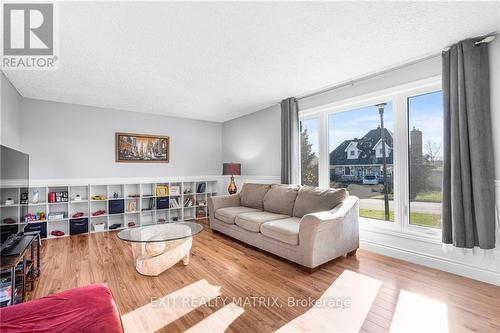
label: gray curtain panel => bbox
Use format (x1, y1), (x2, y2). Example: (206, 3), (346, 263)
(442, 37), (496, 249)
(281, 97), (300, 184)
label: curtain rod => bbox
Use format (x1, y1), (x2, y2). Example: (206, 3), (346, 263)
(297, 53), (439, 101)
(297, 33), (497, 102)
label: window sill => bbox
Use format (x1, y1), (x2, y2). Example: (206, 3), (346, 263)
(359, 216), (442, 244)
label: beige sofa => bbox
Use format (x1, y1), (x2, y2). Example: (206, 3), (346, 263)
(208, 183), (359, 270)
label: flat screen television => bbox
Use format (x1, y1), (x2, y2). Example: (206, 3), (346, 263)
(1, 145), (29, 246)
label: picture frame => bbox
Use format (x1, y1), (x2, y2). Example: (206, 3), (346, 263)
(170, 186), (180, 196)
(156, 185), (169, 197)
(115, 132), (169, 163)
(20, 192), (28, 205)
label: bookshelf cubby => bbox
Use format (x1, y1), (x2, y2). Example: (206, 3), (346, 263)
(0, 179), (218, 240)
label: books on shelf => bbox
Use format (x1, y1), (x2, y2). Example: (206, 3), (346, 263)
(196, 183), (206, 193)
(183, 197), (195, 207)
(169, 197), (181, 208)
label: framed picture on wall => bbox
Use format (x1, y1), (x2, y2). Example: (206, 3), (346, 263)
(115, 132), (170, 163)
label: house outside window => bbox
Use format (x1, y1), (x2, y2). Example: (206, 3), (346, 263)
(329, 104), (394, 222)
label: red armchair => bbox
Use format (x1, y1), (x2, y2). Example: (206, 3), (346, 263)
(0, 284), (123, 333)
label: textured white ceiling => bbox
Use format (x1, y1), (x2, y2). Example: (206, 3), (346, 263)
(4, 2), (500, 122)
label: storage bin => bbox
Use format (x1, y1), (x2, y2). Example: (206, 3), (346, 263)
(70, 218), (88, 235)
(93, 222), (106, 232)
(24, 222), (47, 239)
(156, 197), (169, 210)
(108, 199), (124, 215)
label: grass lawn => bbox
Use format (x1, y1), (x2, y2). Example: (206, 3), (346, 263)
(360, 209), (442, 228)
(371, 193), (394, 200)
(371, 191), (442, 202)
(413, 191), (442, 203)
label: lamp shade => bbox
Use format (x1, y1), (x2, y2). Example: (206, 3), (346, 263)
(223, 163), (241, 176)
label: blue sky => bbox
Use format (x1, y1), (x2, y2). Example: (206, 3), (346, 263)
(408, 91), (444, 159)
(301, 90), (443, 159)
(329, 103), (394, 151)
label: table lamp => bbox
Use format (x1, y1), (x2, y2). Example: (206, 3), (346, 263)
(223, 163), (241, 194)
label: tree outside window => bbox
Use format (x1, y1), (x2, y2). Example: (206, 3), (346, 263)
(300, 119), (319, 187)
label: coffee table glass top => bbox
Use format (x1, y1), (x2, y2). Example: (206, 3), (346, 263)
(117, 222), (203, 243)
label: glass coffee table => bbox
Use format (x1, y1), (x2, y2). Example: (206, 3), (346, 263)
(118, 222), (203, 276)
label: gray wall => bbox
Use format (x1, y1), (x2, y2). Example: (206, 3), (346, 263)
(21, 98), (222, 179)
(1, 73), (23, 151)
(222, 105), (281, 176)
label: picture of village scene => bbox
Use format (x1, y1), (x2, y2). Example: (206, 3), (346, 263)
(116, 133), (169, 162)
(300, 91), (443, 228)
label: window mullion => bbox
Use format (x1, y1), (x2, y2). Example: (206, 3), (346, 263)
(393, 93), (409, 231)
(319, 112), (329, 188)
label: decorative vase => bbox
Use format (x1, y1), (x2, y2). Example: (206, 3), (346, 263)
(32, 190), (39, 204)
(228, 175), (237, 195)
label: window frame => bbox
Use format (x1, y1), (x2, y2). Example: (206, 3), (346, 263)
(299, 76), (442, 239)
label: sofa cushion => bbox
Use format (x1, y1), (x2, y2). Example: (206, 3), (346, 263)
(240, 183), (271, 210)
(260, 217), (300, 245)
(235, 211), (289, 233)
(263, 184), (300, 216)
(293, 186), (348, 218)
(215, 206), (261, 224)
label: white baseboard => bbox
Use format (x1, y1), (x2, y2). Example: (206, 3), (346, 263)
(360, 239), (500, 286)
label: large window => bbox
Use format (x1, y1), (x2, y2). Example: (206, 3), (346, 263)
(300, 118), (319, 186)
(329, 103), (394, 222)
(408, 91), (443, 229)
(299, 78), (443, 236)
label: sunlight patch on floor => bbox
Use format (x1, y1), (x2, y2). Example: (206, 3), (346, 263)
(389, 290), (448, 333)
(276, 270), (381, 332)
(183, 302), (245, 333)
(121, 279), (221, 333)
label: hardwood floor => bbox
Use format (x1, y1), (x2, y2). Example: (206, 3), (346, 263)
(29, 222), (500, 332)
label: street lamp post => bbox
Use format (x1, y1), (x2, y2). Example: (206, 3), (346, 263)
(376, 103), (390, 221)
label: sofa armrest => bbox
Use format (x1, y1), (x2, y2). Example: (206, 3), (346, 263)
(320, 195), (359, 221)
(208, 194), (241, 214)
(298, 196), (359, 268)
(299, 195), (358, 228)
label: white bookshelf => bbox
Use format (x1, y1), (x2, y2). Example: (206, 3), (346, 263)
(0, 179), (218, 240)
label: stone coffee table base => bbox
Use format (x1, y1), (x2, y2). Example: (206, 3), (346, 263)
(131, 237), (192, 276)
